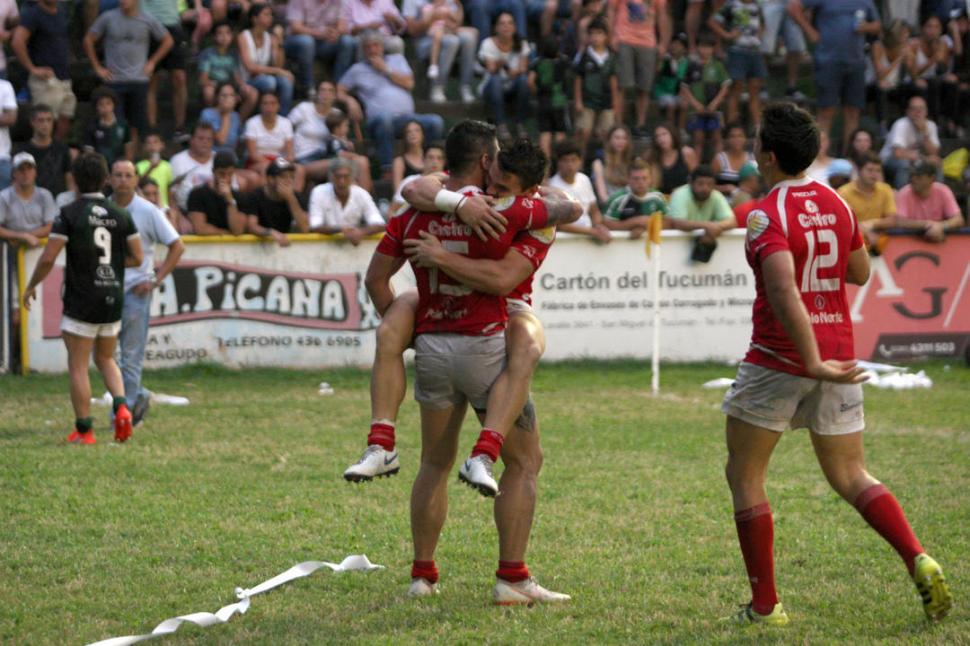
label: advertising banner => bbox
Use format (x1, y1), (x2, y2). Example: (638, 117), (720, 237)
(19, 232), (970, 372)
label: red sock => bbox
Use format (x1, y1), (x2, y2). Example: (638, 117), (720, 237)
(471, 428), (504, 462)
(734, 503), (778, 616)
(496, 560), (530, 583)
(367, 422), (396, 451)
(854, 484), (924, 575)
(411, 560), (439, 584)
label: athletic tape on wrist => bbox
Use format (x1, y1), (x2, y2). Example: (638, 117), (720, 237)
(433, 189), (464, 213)
(85, 554), (384, 646)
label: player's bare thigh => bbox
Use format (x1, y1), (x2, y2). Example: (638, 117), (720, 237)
(377, 290), (419, 352)
(506, 301), (545, 366)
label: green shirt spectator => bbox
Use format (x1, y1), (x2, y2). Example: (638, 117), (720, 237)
(605, 187), (668, 221)
(668, 183), (733, 222)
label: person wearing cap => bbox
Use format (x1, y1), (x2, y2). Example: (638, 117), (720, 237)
(825, 158), (853, 190)
(838, 151), (897, 251)
(308, 157), (384, 245)
(894, 160), (965, 243)
(729, 161), (761, 208)
(0, 152), (59, 248)
(240, 157), (309, 246)
(186, 151), (246, 236)
(109, 159), (184, 426)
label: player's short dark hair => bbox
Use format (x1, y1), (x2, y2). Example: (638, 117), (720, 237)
(324, 109), (348, 131)
(554, 139), (583, 161)
(860, 151), (882, 169)
(758, 101), (819, 176)
(30, 103), (53, 119)
(588, 17), (609, 34)
(690, 164), (715, 181)
(445, 120), (498, 176)
(91, 86), (118, 106)
(72, 151), (109, 193)
(497, 138), (548, 189)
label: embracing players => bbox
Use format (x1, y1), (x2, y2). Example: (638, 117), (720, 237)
(364, 121), (580, 604)
(23, 152), (144, 444)
(721, 103), (952, 625)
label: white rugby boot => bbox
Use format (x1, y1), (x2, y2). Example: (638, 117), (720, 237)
(458, 455), (498, 497)
(408, 578), (439, 598)
(493, 577), (571, 605)
(343, 445), (400, 482)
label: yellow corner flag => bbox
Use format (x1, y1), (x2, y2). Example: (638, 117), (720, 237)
(644, 211), (663, 258)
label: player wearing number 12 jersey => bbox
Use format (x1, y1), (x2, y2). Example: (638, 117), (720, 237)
(720, 103), (951, 626)
(22, 152), (144, 445)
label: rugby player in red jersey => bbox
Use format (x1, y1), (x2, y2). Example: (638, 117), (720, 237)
(364, 122), (580, 604)
(722, 103), (952, 625)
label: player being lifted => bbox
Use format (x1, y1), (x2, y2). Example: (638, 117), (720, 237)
(344, 131), (574, 499)
(721, 102), (952, 625)
(23, 152), (144, 444)
(365, 122), (580, 604)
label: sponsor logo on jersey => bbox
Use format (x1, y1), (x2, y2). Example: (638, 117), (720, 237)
(427, 218), (473, 238)
(528, 226), (556, 244)
(798, 212), (837, 228)
(746, 209), (769, 241)
(493, 196), (517, 212)
(804, 199), (819, 214)
(814, 294), (826, 309)
(791, 190), (817, 197)
(810, 310), (845, 324)
(96, 265), (116, 281)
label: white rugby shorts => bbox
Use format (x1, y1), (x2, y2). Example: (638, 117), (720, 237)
(61, 315), (121, 339)
(721, 361), (865, 435)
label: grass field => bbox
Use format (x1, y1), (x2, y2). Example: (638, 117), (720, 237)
(1, 360), (967, 645)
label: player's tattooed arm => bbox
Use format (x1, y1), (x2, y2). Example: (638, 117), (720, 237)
(364, 251), (406, 316)
(400, 175), (507, 241)
(404, 231), (533, 295)
(536, 185), (583, 226)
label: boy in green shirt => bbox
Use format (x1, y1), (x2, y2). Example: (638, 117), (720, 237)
(680, 33), (731, 154)
(604, 158), (668, 238)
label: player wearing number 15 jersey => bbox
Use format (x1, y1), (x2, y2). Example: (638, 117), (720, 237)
(22, 152), (144, 446)
(720, 103), (951, 626)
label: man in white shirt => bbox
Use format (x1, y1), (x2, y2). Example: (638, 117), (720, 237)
(879, 96), (942, 189)
(0, 77), (18, 190)
(308, 157), (385, 244)
(546, 140), (611, 243)
(110, 159), (184, 425)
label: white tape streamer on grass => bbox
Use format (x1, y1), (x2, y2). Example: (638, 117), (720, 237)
(86, 554), (384, 646)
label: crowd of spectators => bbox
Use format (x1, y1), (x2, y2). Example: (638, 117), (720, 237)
(0, 0), (969, 260)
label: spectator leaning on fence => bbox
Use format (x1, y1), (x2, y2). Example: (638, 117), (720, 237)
(603, 157), (668, 239)
(109, 159), (184, 427)
(893, 160), (965, 244)
(0, 73), (17, 192)
(548, 139), (612, 243)
(336, 30), (444, 178)
(665, 164), (737, 246)
(837, 151), (897, 250)
(240, 157), (309, 246)
(0, 153), (58, 249)
(186, 150), (247, 236)
(308, 157), (385, 245)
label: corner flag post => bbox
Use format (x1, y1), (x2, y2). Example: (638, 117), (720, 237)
(645, 212), (663, 395)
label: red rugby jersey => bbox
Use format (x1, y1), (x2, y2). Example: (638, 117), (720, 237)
(743, 177), (864, 376)
(377, 189), (549, 335)
(507, 222), (555, 303)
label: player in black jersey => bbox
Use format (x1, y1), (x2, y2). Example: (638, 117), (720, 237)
(23, 152), (144, 445)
